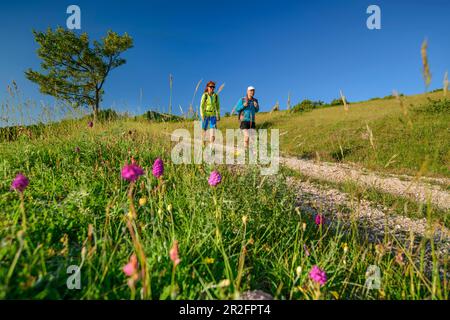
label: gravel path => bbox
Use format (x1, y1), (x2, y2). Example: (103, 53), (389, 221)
(287, 177), (450, 254)
(281, 156), (450, 210)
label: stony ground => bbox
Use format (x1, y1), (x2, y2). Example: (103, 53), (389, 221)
(281, 156), (450, 210)
(286, 177), (449, 261)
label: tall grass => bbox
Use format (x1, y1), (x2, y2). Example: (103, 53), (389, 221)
(190, 79), (202, 119)
(421, 39), (432, 91)
(168, 74), (174, 115)
(0, 82), (89, 142)
(340, 90), (349, 111)
(287, 92), (291, 111)
(444, 71), (448, 97)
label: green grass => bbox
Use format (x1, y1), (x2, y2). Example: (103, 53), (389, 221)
(272, 92), (449, 177)
(0, 120), (448, 300)
(146, 91), (450, 178)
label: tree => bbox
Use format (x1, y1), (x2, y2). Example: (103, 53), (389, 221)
(290, 99), (324, 113)
(329, 98), (344, 106)
(26, 27), (133, 120)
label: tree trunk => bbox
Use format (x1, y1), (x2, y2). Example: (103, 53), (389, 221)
(94, 89), (100, 121)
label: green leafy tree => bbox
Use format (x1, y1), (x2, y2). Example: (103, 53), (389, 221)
(26, 27), (133, 119)
(291, 99), (324, 113)
(329, 98), (344, 106)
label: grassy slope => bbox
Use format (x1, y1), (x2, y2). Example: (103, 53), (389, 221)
(0, 91), (448, 300)
(1, 121), (447, 299)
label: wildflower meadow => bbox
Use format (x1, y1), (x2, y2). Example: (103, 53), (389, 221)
(0, 119), (448, 300)
(0, 1), (449, 308)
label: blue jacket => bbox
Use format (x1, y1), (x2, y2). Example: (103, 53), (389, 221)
(235, 97), (259, 122)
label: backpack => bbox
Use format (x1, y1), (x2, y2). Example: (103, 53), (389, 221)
(237, 97), (258, 122)
(203, 93), (218, 113)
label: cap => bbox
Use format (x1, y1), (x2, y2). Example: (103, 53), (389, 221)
(247, 86), (255, 91)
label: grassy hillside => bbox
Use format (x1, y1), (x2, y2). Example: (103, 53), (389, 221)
(0, 91), (448, 299)
(271, 92), (449, 177)
(1, 120), (447, 299)
(148, 91), (450, 177)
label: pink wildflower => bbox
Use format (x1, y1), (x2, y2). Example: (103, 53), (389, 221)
(11, 173), (29, 193)
(152, 158), (164, 178)
(315, 214), (325, 226)
(170, 240), (181, 266)
(121, 163), (144, 182)
(208, 170), (222, 187)
(123, 254), (138, 277)
(309, 265), (327, 286)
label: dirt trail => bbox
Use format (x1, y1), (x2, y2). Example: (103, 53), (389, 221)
(280, 157), (450, 267)
(287, 177), (450, 255)
(281, 156), (450, 211)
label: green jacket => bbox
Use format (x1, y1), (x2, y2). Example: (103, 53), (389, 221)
(200, 93), (220, 117)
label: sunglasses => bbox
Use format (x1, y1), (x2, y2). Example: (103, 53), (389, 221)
(208, 86), (215, 89)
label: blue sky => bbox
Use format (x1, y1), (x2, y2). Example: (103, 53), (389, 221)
(0, 0), (449, 116)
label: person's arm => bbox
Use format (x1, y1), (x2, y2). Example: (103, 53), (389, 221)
(254, 99), (259, 113)
(199, 93), (205, 119)
(235, 98), (244, 113)
(216, 94), (220, 120)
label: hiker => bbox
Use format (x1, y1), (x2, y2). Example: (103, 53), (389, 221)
(199, 81), (220, 146)
(235, 86), (259, 149)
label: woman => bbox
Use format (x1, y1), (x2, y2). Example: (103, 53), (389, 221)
(199, 81), (220, 146)
(235, 86), (259, 149)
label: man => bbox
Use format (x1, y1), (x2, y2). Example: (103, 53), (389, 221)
(235, 86), (259, 149)
(199, 81), (220, 146)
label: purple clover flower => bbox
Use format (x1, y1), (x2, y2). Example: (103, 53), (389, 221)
(11, 173), (29, 193)
(315, 214), (325, 226)
(208, 170), (222, 187)
(309, 265), (327, 286)
(152, 158), (164, 178)
(121, 163), (144, 182)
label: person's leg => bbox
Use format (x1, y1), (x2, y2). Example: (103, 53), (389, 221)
(249, 122), (257, 158)
(209, 116), (217, 144)
(201, 117), (209, 147)
(243, 129), (249, 149)
(239, 121), (250, 149)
